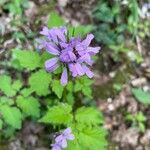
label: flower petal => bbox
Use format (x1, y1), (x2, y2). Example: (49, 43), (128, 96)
(83, 65), (94, 78)
(63, 128), (72, 135)
(40, 26), (49, 36)
(67, 134), (75, 140)
(69, 63), (78, 77)
(81, 34), (94, 46)
(51, 143), (61, 150)
(45, 58), (59, 72)
(87, 46), (101, 55)
(61, 139), (67, 148)
(68, 51), (76, 61)
(61, 68), (68, 86)
(75, 63), (85, 76)
(45, 43), (60, 55)
(55, 135), (63, 143)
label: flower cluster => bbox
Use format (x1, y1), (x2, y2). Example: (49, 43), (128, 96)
(51, 127), (75, 150)
(39, 26), (100, 86)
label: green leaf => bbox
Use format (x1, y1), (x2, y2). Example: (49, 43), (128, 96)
(0, 119), (3, 129)
(78, 127), (107, 150)
(20, 88), (34, 97)
(67, 126), (107, 150)
(29, 69), (51, 96)
(16, 96), (40, 117)
(66, 93), (74, 105)
(75, 107), (103, 126)
(12, 80), (23, 91)
(39, 103), (73, 125)
(68, 25), (93, 38)
(0, 105), (22, 129)
(74, 80), (82, 92)
(48, 12), (65, 28)
(52, 80), (64, 98)
(132, 88), (150, 104)
(13, 49), (41, 70)
(0, 75), (16, 97)
(82, 87), (92, 98)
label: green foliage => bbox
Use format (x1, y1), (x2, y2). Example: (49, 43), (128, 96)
(127, 0), (139, 34)
(0, 119), (3, 129)
(12, 80), (23, 91)
(67, 125), (107, 150)
(13, 49), (42, 70)
(93, 1), (126, 45)
(132, 88), (150, 104)
(47, 11), (93, 38)
(0, 105), (22, 129)
(48, 11), (65, 28)
(74, 77), (93, 98)
(75, 107), (103, 126)
(39, 103), (73, 125)
(68, 25), (93, 38)
(4, 0), (29, 16)
(126, 112), (146, 132)
(0, 75), (22, 97)
(16, 96), (40, 118)
(40, 103), (107, 149)
(52, 80), (64, 98)
(29, 69), (51, 96)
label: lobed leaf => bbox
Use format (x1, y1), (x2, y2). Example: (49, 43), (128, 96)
(16, 96), (40, 117)
(52, 80), (64, 98)
(0, 105), (22, 129)
(75, 107), (103, 126)
(13, 49), (41, 70)
(29, 69), (51, 96)
(39, 103), (73, 125)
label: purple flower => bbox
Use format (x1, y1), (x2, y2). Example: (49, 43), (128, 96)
(51, 143), (62, 150)
(38, 26), (100, 86)
(51, 127), (75, 150)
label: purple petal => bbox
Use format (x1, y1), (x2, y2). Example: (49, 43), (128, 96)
(61, 68), (68, 86)
(63, 128), (72, 135)
(69, 64), (78, 77)
(66, 134), (75, 140)
(55, 135), (63, 143)
(45, 43), (60, 55)
(51, 143), (61, 150)
(87, 47), (101, 55)
(81, 34), (94, 46)
(83, 65), (94, 78)
(68, 51), (76, 61)
(61, 139), (67, 148)
(59, 42), (68, 48)
(40, 26), (49, 36)
(36, 38), (46, 49)
(75, 63), (85, 76)
(49, 28), (66, 43)
(78, 53), (93, 66)
(45, 57), (59, 72)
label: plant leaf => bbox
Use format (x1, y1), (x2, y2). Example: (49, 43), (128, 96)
(16, 96), (40, 117)
(52, 80), (64, 98)
(39, 103), (73, 125)
(132, 88), (150, 104)
(0, 105), (22, 129)
(13, 49), (41, 70)
(29, 69), (51, 96)
(75, 107), (103, 126)
(48, 12), (65, 28)
(0, 75), (16, 97)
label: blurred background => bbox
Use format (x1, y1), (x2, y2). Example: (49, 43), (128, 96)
(0, 0), (150, 150)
